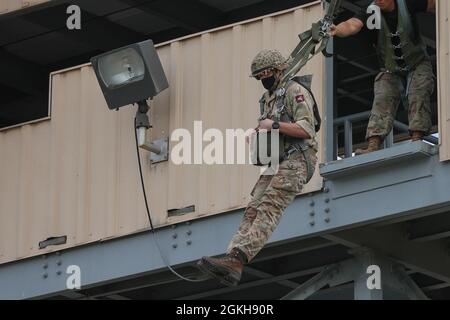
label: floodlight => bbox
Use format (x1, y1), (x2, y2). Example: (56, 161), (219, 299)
(90, 39), (168, 110)
(90, 40), (169, 162)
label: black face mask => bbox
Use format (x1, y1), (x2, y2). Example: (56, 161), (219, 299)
(261, 75), (276, 91)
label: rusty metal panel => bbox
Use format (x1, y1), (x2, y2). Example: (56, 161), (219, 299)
(0, 0), (50, 15)
(0, 2), (325, 264)
(438, 0), (450, 161)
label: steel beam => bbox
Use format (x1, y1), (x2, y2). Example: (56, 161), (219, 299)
(74, 238), (335, 299)
(325, 225), (450, 284)
(407, 212), (450, 242)
(422, 283), (450, 292)
(244, 267), (299, 289)
(281, 264), (342, 300)
(177, 267), (323, 300)
(309, 283), (354, 300)
(80, 269), (203, 299)
(282, 248), (428, 300)
(253, 238), (335, 263)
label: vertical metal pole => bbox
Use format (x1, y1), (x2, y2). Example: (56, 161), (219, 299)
(325, 38), (336, 162)
(352, 249), (384, 300)
(354, 275), (383, 300)
(385, 130), (394, 149)
(344, 120), (353, 158)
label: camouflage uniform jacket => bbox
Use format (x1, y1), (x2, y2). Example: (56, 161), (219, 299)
(260, 80), (318, 152)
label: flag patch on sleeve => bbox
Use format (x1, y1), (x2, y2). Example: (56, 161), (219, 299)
(295, 94), (305, 103)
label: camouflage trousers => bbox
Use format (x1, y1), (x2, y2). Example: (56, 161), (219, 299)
(227, 148), (317, 262)
(366, 60), (435, 140)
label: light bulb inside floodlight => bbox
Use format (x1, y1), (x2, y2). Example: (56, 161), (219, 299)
(98, 48), (145, 89)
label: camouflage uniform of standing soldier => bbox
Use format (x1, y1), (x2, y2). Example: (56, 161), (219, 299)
(330, 0), (436, 154)
(196, 49), (319, 287)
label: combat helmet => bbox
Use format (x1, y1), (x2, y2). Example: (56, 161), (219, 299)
(250, 49), (288, 78)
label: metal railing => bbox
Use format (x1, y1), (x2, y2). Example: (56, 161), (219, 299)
(334, 111), (439, 159)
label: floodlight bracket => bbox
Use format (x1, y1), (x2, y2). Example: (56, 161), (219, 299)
(135, 100), (151, 129)
(135, 99), (169, 163)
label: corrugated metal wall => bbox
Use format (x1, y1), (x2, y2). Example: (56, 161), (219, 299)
(0, 2), (325, 265)
(0, 0), (49, 14)
(438, 0), (450, 161)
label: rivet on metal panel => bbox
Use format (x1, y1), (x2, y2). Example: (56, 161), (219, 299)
(57, 271), (62, 276)
(309, 211), (315, 217)
(186, 240), (192, 246)
(325, 198), (330, 203)
(43, 273), (48, 279)
(324, 187), (330, 193)
(186, 230), (192, 236)
(172, 233), (178, 239)
(310, 221), (315, 226)
(172, 244), (178, 249)
(310, 201), (315, 207)
(57, 260), (62, 266)
(43, 263), (48, 269)
(325, 217), (331, 223)
(325, 208), (330, 213)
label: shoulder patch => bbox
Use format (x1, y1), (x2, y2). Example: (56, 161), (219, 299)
(295, 94), (305, 103)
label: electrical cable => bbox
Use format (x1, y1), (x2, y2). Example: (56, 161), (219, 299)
(133, 118), (208, 283)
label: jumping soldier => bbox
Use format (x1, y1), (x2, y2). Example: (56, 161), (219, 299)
(196, 49), (319, 287)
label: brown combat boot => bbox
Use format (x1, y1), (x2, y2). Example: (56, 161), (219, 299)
(355, 136), (382, 156)
(196, 248), (247, 287)
(411, 131), (425, 141)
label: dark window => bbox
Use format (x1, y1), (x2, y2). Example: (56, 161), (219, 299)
(0, 49), (50, 129)
(333, 7), (437, 158)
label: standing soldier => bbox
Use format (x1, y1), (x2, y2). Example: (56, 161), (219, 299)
(330, 0), (436, 154)
(196, 49), (319, 287)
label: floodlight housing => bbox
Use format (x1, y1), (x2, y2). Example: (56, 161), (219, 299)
(90, 39), (168, 110)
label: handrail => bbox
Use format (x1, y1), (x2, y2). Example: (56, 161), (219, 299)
(333, 111), (439, 158)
